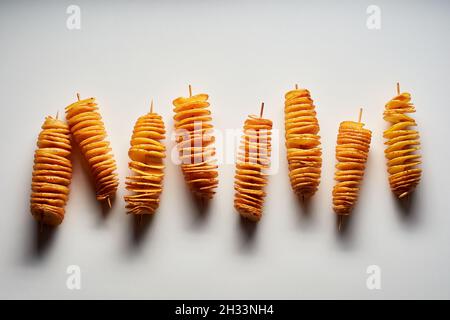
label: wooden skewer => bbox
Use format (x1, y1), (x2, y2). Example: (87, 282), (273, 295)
(56, 111), (59, 120)
(188, 84), (192, 97)
(260, 102), (265, 118)
(338, 107), (364, 231)
(77, 93), (80, 101)
(396, 82), (400, 95)
(338, 215), (344, 231)
(150, 99), (154, 113)
(200, 196), (205, 210)
(295, 84), (299, 90)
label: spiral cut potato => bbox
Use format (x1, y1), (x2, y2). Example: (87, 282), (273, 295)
(65, 96), (119, 203)
(173, 87), (218, 200)
(124, 107), (166, 214)
(30, 116), (72, 226)
(234, 109), (273, 221)
(383, 86), (421, 198)
(332, 116), (372, 215)
(284, 86), (322, 198)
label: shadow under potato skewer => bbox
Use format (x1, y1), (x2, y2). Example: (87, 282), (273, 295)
(333, 107), (372, 232)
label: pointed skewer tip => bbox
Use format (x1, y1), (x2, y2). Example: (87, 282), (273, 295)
(260, 102), (265, 118)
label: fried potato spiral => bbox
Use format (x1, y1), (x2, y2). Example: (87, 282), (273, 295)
(65, 96), (119, 203)
(332, 119), (372, 215)
(124, 107), (166, 214)
(234, 110), (273, 221)
(284, 86), (322, 198)
(173, 88), (218, 200)
(383, 87), (421, 198)
(30, 116), (72, 226)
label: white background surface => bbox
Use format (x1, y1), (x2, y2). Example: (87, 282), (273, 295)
(0, 0), (449, 299)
